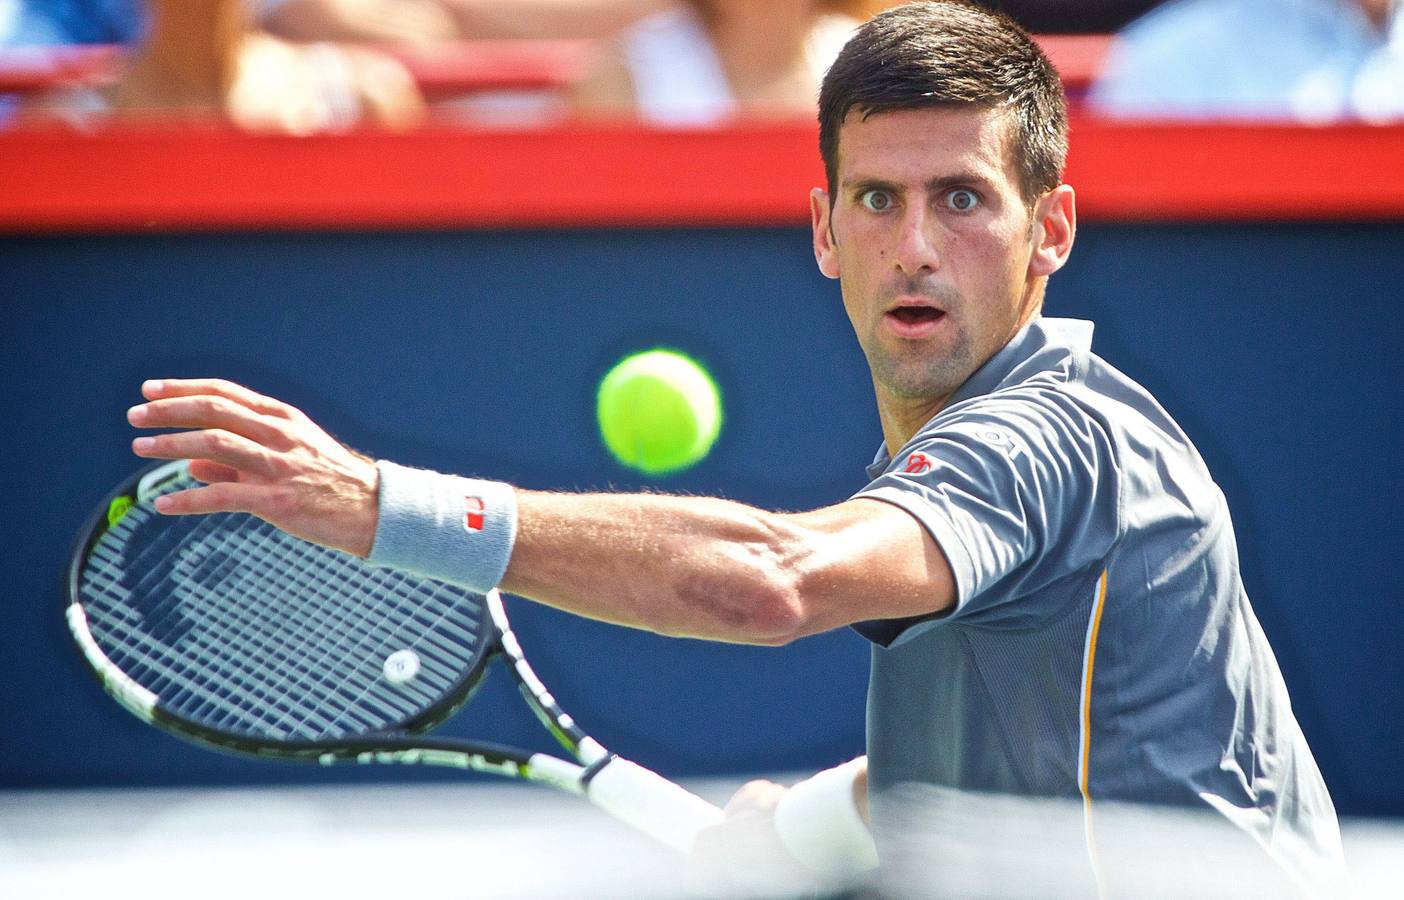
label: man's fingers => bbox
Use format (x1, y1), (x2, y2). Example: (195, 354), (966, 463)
(152, 481), (258, 517)
(132, 429), (276, 475)
(140, 378), (299, 419)
(724, 780), (787, 818)
(187, 459), (242, 484)
(129, 395), (289, 447)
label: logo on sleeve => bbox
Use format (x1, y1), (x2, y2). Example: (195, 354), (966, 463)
(463, 496), (485, 532)
(902, 451), (934, 475)
(974, 425), (1026, 461)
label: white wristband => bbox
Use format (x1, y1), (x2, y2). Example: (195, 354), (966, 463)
(772, 757), (878, 880)
(367, 460), (518, 594)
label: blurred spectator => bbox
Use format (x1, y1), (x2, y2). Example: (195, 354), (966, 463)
(429, 0), (670, 40)
(0, 0), (462, 46)
(0, 0), (741, 127)
(0, 0), (143, 45)
(22, 0), (425, 132)
(570, 0), (866, 123)
(1090, 0), (1404, 121)
(0, 1), (759, 53)
(254, 0), (458, 44)
(255, 0), (680, 43)
(976, 1), (1164, 33)
(257, 0), (1171, 43)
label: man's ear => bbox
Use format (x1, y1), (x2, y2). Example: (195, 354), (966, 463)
(1027, 184), (1076, 279)
(811, 188), (841, 280)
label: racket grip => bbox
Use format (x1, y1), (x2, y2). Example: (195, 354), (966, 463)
(585, 757), (724, 855)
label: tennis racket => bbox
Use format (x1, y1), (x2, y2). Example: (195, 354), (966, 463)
(66, 459), (724, 854)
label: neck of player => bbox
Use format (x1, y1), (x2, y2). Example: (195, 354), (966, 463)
(877, 292), (1045, 457)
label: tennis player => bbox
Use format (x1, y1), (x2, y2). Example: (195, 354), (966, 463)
(126, 1), (1344, 894)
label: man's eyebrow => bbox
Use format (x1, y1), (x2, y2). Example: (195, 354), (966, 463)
(925, 171), (995, 191)
(839, 172), (997, 194)
(840, 176), (904, 194)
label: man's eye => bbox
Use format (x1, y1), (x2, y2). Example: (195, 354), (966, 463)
(860, 189), (894, 212)
(944, 189), (980, 212)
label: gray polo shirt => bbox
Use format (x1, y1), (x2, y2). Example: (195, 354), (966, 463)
(854, 317), (1342, 892)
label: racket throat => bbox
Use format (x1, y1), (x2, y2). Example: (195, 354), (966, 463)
(578, 751), (620, 789)
(525, 752), (595, 796)
(523, 738), (612, 795)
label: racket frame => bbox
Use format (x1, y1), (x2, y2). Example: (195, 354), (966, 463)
(66, 459), (724, 851)
(67, 460), (501, 767)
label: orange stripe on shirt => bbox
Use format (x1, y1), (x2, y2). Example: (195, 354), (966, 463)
(1080, 569), (1110, 800)
(1078, 569), (1110, 898)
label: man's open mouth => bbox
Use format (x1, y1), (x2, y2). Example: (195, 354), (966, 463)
(887, 306), (945, 325)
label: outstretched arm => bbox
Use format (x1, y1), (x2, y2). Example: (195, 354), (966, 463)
(129, 378), (954, 645)
(507, 486), (950, 644)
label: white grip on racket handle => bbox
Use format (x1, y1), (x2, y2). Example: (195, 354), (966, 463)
(585, 757), (724, 855)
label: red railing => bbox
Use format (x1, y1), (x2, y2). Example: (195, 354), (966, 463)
(1, 119), (1401, 232)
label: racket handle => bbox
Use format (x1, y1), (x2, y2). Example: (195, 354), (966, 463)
(585, 757), (724, 855)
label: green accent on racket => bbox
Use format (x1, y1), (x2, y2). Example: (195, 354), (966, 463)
(106, 496), (133, 529)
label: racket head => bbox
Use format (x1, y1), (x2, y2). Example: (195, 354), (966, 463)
(66, 460), (499, 762)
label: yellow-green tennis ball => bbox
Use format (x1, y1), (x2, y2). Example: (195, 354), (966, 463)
(597, 349), (722, 475)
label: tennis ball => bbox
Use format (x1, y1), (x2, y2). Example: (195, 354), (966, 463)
(597, 349), (722, 475)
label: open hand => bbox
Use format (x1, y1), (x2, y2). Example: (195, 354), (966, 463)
(127, 378), (379, 557)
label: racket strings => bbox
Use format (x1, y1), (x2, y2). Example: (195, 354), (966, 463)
(201, 525), (415, 734)
(85, 508), (355, 735)
(79, 477), (489, 741)
(222, 526), (465, 736)
(88, 513), (276, 720)
(139, 523), (315, 725)
(164, 524), (394, 736)
(92, 514), (472, 737)
(90, 508), (351, 731)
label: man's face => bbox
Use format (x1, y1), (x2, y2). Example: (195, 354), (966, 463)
(812, 106), (1053, 408)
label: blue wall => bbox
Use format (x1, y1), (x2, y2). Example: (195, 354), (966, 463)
(5, 223), (1401, 817)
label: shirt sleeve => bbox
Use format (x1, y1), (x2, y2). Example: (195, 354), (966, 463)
(852, 389), (1121, 645)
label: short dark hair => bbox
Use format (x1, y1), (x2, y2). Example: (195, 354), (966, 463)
(818, 1), (1068, 205)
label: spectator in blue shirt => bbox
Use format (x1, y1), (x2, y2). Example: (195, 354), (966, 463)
(1, 0), (144, 45)
(1090, 0), (1403, 121)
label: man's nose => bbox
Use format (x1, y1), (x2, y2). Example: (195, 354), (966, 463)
(894, 205), (940, 275)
